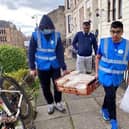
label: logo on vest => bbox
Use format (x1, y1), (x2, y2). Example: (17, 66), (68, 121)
(51, 40), (54, 45)
(118, 49), (124, 54)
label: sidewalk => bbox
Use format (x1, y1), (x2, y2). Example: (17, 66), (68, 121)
(35, 58), (129, 129)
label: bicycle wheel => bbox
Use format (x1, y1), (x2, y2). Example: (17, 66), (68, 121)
(0, 76), (33, 120)
(1, 117), (25, 129)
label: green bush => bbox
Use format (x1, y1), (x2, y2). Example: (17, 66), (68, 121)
(0, 45), (27, 72)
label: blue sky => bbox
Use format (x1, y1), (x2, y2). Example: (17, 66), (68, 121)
(0, 0), (64, 36)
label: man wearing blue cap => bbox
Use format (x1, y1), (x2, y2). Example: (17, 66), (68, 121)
(72, 20), (98, 74)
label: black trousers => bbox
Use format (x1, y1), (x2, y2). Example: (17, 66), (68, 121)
(102, 86), (118, 120)
(38, 68), (62, 104)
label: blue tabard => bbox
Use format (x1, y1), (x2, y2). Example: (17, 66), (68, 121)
(33, 30), (60, 70)
(98, 37), (129, 87)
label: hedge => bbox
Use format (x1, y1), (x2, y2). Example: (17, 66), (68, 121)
(0, 45), (27, 73)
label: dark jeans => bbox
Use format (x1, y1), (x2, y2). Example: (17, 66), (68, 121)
(102, 86), (118, 120)
(38, 68), (62, 104)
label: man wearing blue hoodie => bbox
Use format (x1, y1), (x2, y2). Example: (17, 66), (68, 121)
(28, 15), (67, 114)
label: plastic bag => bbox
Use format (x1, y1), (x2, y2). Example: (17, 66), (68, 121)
(120, 86), (129, 113)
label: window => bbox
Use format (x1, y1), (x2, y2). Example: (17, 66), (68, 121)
(112, 0), (116, 20)
(3, 29), (6, 34)
(0, 30), (3, 34)
(107, 0), (111, 22)
(0, 36), (5, 42)
(2, 30), (3, 34)
(118, 0), (122, 19)
(68, 15), (72, 33)
(0, 37), (2, 42)
(67, 0), (70, 9)
(0, 29), (6, 35)
(3, 36), (7, 42)
(75, 0), (76, 5)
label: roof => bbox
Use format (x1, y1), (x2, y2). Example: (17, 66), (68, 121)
(0, 20), (16, 29)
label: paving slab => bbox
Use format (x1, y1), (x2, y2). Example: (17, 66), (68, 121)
(117, 109), (129, 129)
(65, 58), (76, 70)
(35, 117), (73, 129)
(36, 87), (47, 106)
(67, 98), (100, 115)
(92, 86), (105, 97)
(63, 93), (91, 102)
(71, 112), (110, 129)
(35, 103), (68, 122)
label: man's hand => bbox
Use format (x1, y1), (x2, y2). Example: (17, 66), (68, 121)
(95, 73), (98, 79)
(127, 77), (129, 85)
(62, 70), (69, 76)
(30, 70), (37, 77)
(95, 55), (101, 80)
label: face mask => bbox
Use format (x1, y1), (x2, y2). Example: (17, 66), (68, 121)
(42, 29), (54, 35)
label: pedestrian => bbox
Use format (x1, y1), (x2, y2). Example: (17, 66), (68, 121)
(72, 20), (98, 74)
(95, 21), (129, 129)
(28, 15), (67, 114)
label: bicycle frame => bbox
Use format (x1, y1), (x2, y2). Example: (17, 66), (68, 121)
(0, 88), (23, 123)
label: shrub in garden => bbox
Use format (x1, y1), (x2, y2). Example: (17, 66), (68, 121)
(0, 45), (27, 72)
(7, 68), (39, 89)
(7, 68), (40, 100)
(7, 69), (39, 119)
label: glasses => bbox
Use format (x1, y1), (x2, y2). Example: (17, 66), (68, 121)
(110, 30), (122, 34)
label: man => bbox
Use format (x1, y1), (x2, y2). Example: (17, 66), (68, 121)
(95, 21), (129, 129)
(72, 20), (98, 73)
(28, 15), (67, 114)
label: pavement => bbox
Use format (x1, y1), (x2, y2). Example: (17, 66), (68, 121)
(34, 58), (129, 129)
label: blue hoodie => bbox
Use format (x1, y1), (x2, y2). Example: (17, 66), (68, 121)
(28, 15), (67, 70)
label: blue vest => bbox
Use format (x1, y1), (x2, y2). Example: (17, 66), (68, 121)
(98, 37), (129, 87)
(33, 30), (60, 70)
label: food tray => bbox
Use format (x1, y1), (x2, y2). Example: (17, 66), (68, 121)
(55, 71), (100, 95)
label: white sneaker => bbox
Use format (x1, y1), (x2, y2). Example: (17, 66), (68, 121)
(48, 104), (54, 114)
(55, 102), (66, 113)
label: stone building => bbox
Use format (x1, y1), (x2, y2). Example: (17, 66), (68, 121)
(65, 0), (129, 45)
(65, 0), (99, 47)
(48, 6), (66, 43)
(97, 0), (129, 40)
(0, 20), (26, 47)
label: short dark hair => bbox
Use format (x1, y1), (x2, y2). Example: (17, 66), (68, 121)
(111, 21), (123, 30)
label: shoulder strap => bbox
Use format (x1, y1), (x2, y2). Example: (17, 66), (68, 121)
(36, 29), (41, 48)
(103, 38), (108, 58)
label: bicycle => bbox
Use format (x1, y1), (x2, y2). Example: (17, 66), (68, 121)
(0, 68), (34, 129)
(0, 85), (25, 129)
